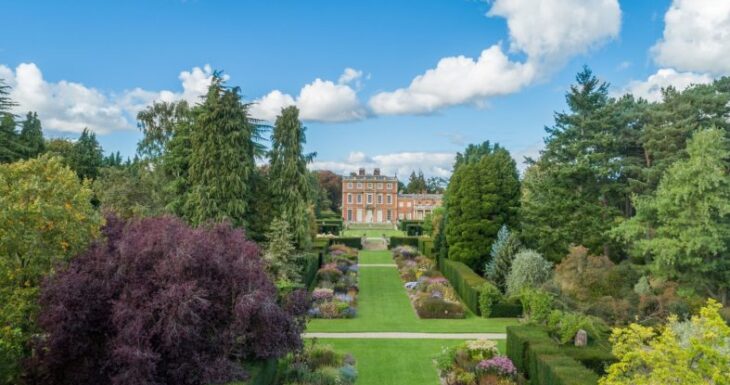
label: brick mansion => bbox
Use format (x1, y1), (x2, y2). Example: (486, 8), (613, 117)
(341, 168), (443, 224)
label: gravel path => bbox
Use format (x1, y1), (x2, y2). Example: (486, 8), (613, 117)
(303, 332), (507, 340)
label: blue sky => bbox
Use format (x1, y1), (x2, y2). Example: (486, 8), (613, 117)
(2, 0), (728, 177)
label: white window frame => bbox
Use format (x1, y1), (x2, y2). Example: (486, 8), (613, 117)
(367, 194), (373, 204)
(347, 193), (352, 204)
(367, 183), (373, 189)
(377, 194), (383, 204)
(347, 182), (353, 189)
(357, 182), (362, 189)
(347, 209), (353, 221)
(386, 183), (392, 189)
(386, 194), (392, 204)
(357, 194), (362, 203)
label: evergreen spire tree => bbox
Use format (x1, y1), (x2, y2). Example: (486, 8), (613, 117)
(485, 225), (522, 293)
(19, 111), (44, 158)
(0, 114), (25, 163)
(269, 106), (315, 249)
(0, 78), (16, 115)
(69, 128), (103, 180)
(186, 73), (258, 228)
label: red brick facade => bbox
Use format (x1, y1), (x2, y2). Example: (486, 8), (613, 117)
(341, 168), (443, 224)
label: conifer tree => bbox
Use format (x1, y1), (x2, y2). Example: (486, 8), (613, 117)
(263, 216), (301, 283)
(485, 225), (522, 293)
(0, 114), (24, 163)
(186, 74), (259, 228)
(69, 128), (103, 180)
(269, 106), (315, 249)
(615, 128), (730, 305)
(19, 112), (44, 158)
(446, 142), (520, 271)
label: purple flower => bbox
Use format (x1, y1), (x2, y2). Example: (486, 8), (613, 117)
(477, 357), (517, 377)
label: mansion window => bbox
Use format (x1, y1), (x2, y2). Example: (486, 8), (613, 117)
(377, 183), (383, 189)
(386, 183), (392, 190)
(367, 194), (373, 204)
(406, 202), (412, 207)
(399, 213), (404, 219)
(357, 182), (362, 188)
(367, 183), (373, 188)
(387, 209), (392, 221)
(347, 193), (352, 204)
(357, 194), (362, 203)
(347, 209), (353, 221)
(386, 194), (392, 204)
(347, 182), (353, 189)
(377, 194), (383, 204)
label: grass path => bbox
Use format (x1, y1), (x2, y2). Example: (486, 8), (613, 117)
(316, 339), (507, 385)
(307, 264), (517, 333)
(306, 249), (517, 385)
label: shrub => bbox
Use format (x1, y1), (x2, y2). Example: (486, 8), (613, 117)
(316, 264), (344, 283)
(546, 310), (609, 345)
(279, 343), (357, 385)
(26, 216), (305, 385)
(554, 246), (614, 302)
(476, 356), (517, 378)
(505, 250), (552, 296)
(478, 282), (503, 318)
(520, 288), (554, 324)
(328, 237), (362, 249)
(415, 296), (465, 319)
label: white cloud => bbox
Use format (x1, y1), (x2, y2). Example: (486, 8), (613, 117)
(511, 141), (544, 174)
(250, 68), (366, 123)
(489, 0), (620, 65)
(0, 63), (215, 134)
(310, 151), (455, 178)
(651, 0), (730, 75)
(615, 68), (713, 102)
(369, 0), (621, 115)
(369, 46), (537, 115)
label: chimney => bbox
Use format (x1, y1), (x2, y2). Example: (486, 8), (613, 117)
(373, 168), (381, 176)
(358, 168), (365, 176)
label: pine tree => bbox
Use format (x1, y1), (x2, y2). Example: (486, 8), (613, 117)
(0, 78), (16, 115)
(269, 106), (315, 249)
(0, 114), (25, 163)
(19, 112), (44, 158)
(485, 225), (522, 293)
(186, 74), (259, 228)
(69, 128), (103, 180)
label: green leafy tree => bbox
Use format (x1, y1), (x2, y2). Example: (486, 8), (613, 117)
(505, 249), (552, 296)
(269, 106), (314, 249)
(599, 300), (730, 385)
(0, 155), (102, 383)
(263, 216), (301, 283)
(186, 74), (261, 228)
(426, 176), (448, 193)
(69, 128), (103, 180)
(614, 128), (730, 305)
(445, 142), (520, 271)
(19, 111), (44, 158)
(485, 225), (522, 293)
(93, 162), (166, 219)
(313, 170), (342, 215)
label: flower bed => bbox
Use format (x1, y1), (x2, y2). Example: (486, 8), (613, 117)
(393, 246), (466, 319)
(277, 342), (357, 385)
(436, 339), (518, 385)
(308, 245), (358, 319)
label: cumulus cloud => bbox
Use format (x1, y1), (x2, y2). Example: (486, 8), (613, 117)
(615, 68), (713, 102)
(250, 68), (367, 123)
(651, 0), (730, 75)
(0, 63), (216, 134)
(310, 151), (456, 178)
(369, 0), (621, 115)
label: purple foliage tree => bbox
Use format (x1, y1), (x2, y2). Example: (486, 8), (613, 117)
(25, 215), (306, 385)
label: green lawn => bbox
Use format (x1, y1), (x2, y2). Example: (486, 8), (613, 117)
(359, 250), (395, 264)
(342, 228), (405, 237)
(308, 252), (518, 333)
(317, 339), (506, 385)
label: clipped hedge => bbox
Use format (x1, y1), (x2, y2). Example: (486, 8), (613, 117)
(491, 300), (524, 318)
(328, 237), (362, 249)
(418, 238), (434, 257)
(440, 257), (486, 315)
(389, 236), (419, 249)
(317, 219), (343, 235)
(506, 325), (611, 385)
